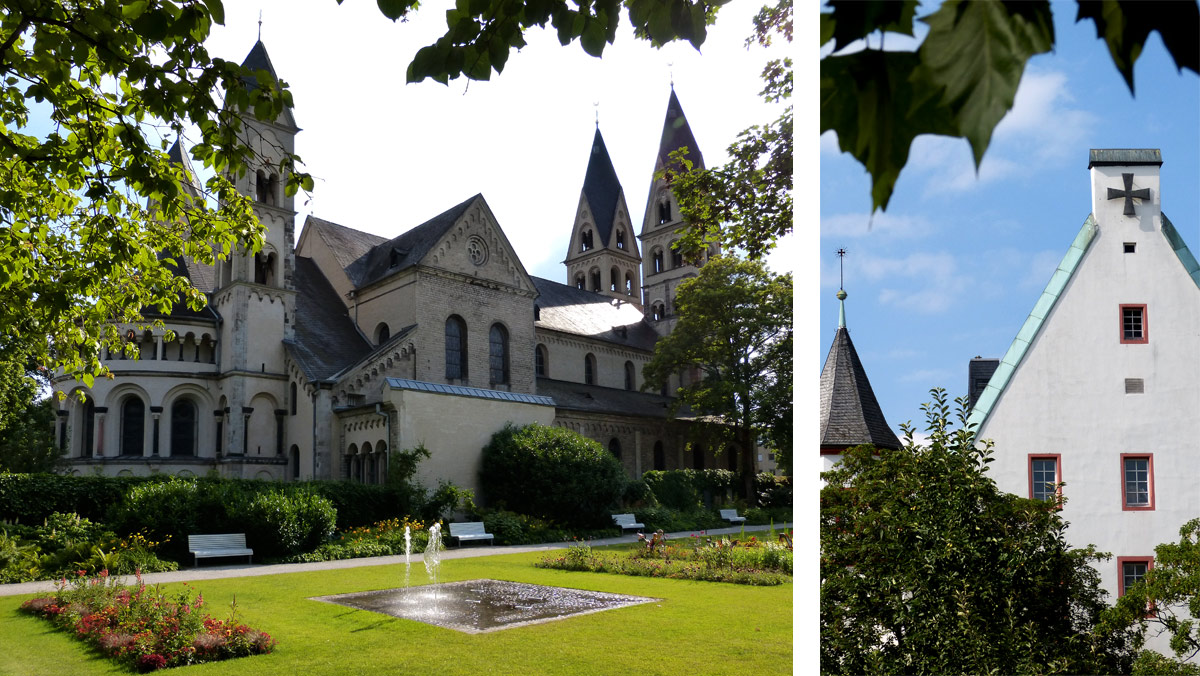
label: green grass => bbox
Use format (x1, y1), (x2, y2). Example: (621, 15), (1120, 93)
(1, 550), (792, 675)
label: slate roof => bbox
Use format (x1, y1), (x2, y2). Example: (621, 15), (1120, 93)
(532, 276), (659, 351)
(1088, 148), (1163, 167)
(144, 253), (220, 322)
(166, 139), (203, 198)
(581, 128), (623, 246)
(819, 326), (901, 450)
(304, 215), (387, 273)
(345, 195), (478, 288)
(238, 41), (297, 128)
(288, 256), (372, 381)
(658, 89), (705, 171)
(536, 377), (680, 419)
(388, 378), (555, 406)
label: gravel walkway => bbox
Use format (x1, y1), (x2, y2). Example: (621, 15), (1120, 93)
(0, 523), (792, 598)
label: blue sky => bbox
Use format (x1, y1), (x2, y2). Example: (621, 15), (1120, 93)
(819, 5), (1200, 437)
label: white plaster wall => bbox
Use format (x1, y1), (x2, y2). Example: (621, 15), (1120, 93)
(979, 163), (1200, 636)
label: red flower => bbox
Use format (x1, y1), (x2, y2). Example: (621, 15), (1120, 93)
(136, 653), (167, 672)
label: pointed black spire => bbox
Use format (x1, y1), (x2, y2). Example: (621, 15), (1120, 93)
(819, 285), (901, 451)
(581, 127), (623, 246)
(240, 40), (279, 89)
(658, 89), (704, 171)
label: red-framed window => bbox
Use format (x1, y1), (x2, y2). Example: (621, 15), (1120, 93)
(1117, 556), (1156, 616)
(1028, 454), (1062, 502)
(1120, 304), (1148, 344)
(1121, 454), (1155, 511)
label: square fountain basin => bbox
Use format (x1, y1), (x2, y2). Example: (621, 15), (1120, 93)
(311, 579), (658, 633)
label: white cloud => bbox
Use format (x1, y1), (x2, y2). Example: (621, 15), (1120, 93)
(899, 368), (956, 385)
(821, 212), (935, 240)
(858, 251), (964, 315)
(820, 130), (841, 155)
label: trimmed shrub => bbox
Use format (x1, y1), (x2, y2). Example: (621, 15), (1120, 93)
(621, 479), (658, 508)
(755, 473), (792, 509)
(632, 506), (726, 533)
(480, 423), (626, 528)
(0, 473), (157, 524)
(237, 490), (337, 559)
(642, 470), (702, 511)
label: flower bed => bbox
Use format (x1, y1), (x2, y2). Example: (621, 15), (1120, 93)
(19, 570), (274, 672)
(536, 529), (794, 586)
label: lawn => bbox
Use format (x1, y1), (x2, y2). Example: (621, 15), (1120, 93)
(0, 549), (793, 675)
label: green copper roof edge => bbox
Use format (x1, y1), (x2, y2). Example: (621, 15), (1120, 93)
(968, 213), (1098, 433)
(1161, 213), (1200, 290)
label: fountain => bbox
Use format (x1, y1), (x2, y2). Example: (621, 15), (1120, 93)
(402, 526), (412, 588)
(423, 522), (443, 595)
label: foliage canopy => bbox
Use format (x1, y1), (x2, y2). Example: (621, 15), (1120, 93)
(820, 389), (1136, 674)
(0, 0), (310, 385)
(821, 0), (1199, 212)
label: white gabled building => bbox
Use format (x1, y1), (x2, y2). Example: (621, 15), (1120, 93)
(969, 149), (1200, 650)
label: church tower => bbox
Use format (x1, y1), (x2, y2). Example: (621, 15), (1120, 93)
(639, 88), (715, 334)
(210, 40), (299, 462)
(564, 127), (642, 307)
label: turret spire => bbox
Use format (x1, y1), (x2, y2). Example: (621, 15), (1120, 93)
(836, 248), (848, 329)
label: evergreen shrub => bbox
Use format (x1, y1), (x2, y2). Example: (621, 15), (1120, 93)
(479, 423), (626, 528)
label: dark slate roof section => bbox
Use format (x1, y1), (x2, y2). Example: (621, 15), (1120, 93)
(582, 128), (623, 246)
(532, 276), (659, 351)
(658, 89), (705, 171)
(346, 195), (479, 288)
(289, 256), (372, 381)
(305, 215), (388, 274)
(819, 327), (901, 450)
(387, 378), (556, 406)
(536, 377), (682, 418)
(240, 40), (279, 89)
(166, 139), (203, 197)
(143, 253), (220, 322)
(1088, 148), (1162, 168)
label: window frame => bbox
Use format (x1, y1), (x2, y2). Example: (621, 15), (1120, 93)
(1120, 453), (1155, 511)
(444, 315), (467, 380)
(584, 353), (596, 386)
(488, 323), (509, 385)
(535, 344), (547, 378)
(1027, 453), (1062, 503)
(1117, 556), (1157, 617)
(1120, 304), (1148, 344)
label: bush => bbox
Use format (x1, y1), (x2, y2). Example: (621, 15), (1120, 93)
(755, 473), (792, 509)
(480, 423), (626, 528)
(632, 506), (725, 533)
(0, 473), (155, 524)
(237, 490), (336, 559)
(620, 479), (658, 508)
(642, 470), (702, 511)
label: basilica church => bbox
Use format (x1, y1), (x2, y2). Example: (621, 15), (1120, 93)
(50, 41), (762, 495)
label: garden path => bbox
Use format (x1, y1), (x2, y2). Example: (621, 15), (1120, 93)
(0, 522), (792, 597)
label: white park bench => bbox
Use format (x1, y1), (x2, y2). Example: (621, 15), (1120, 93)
(449, 521), (494, 547)
(187, 533), (254, 566)
(612, 513), (644, 532)
(719, 509), (746, 524)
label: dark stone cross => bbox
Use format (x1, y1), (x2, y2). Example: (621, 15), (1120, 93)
(1107, 173), (1151, 216)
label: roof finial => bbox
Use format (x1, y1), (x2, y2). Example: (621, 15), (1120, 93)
(593, 101), (599, 128)
(668, 61), (674, 89)
(836, 248), (848, 329)
(257, 10), (263, 42)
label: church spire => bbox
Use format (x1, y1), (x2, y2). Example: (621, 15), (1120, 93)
(657, 88), (704, 171)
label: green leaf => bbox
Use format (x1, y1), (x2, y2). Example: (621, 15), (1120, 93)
(825, 0), (917, 51)
(1076, 0), (1200, 95)
(914, 0), (1054, 167)
(821, 50), (958, 212)
(377, 0), (412, 21)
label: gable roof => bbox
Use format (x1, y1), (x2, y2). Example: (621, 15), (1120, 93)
(968, 211), (1200, 431)
(532, 276), (659, 351)
(304, 215), (388, 273)
(581, 128), (624, 247)
(345, 194), (478, 288)
(819, 326), (901, 450)
(288, 256), (371, 381)
(657, 89), (704, 171)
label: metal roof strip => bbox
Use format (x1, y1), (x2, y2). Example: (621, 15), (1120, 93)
(385, 378), (556, 406)
(1162, 213), (1200, 290)
(967, 214), (1097, 431)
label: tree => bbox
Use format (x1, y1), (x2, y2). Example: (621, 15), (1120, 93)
(1101, 518), (1200, 673)
(667, 0), (791, 261)
(0, 1), (310, 386)
(821, 0), (1200, 212)
(642, 256), (791, 501)
(0, 343), (60, 473)
(820, 389), (1137, 675)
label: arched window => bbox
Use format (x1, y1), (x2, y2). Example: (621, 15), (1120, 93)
(652, 248), (663, 274)
(671, 245), (684, 269)
(290, 444), (300, 480)
(267, 173), (279, 206)
(170, 399), (197, 457)
(489, 323), (509, 385)
(651, 303), (665, 321)
(253, 252), (276, 285)
(255, 170), (269, 204)
(608, 438), (622, 460)
(624, 361), (635, 391)
(581, 230), (593, 251)
(616, 230), (625, 249)
(590, 268), (601, 292)
(83, 400), (95, 458)
(290, 382), (297, 416)
(535, 344), (547, 377)
(575, 273), (585, 290)
(658, 198), (671, 224)
(584, 353), (596, 386)
(120, 397), (144, 456)
(726, 445), (738, 471)
(610, 267), (619, 292)
(692, 446), (705, 470)
(653, 441), (665, 471)
(445, 316), (467, 379)
(534, 304), (541, 321)
(625, 273), (633, 296)
(375, 322), (390, 344)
